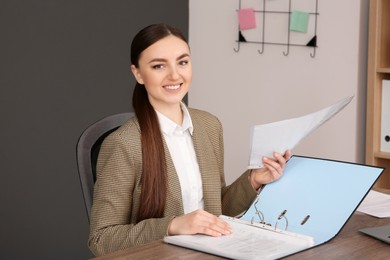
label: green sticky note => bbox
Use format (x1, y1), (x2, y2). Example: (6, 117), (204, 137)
(290, 10), (309, 33)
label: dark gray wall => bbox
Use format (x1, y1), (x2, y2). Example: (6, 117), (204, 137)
(0, 1), (188, 259)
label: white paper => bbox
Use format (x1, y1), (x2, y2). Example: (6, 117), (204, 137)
(164, 215), (313, 260)
(357, 190), (390, 218)
(248, 96), (354, 169)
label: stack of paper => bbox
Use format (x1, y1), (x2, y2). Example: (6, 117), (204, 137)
(164, 215), (314, 260)
(357, 190), (390, 218)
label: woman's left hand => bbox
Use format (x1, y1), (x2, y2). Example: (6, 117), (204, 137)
(249, 150), (292, 190)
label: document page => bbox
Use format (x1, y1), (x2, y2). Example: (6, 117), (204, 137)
(164, 215), (313, 260)
(357, 190), (390, 218)
(248, 96), (353, 168)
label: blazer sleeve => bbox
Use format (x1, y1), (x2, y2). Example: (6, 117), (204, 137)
(218, 119), (257, 216)
(221, 169), (258, 216)
(88, 124), (175, 256)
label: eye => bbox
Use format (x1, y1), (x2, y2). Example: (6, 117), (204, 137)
(152, 64), (164, 70)
(179, 59), (189, 66)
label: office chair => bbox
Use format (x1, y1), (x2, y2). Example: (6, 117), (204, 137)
(76, 112), (135, 222)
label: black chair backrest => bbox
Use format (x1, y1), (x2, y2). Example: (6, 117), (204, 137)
(76, 112), (135, 222)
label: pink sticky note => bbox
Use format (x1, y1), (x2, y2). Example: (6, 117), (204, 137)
(238, 8), (256, 30)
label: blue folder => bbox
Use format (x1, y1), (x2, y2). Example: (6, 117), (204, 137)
(240, 155), (384, 247)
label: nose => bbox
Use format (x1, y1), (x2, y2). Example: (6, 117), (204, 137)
(168, 65), (180, 80)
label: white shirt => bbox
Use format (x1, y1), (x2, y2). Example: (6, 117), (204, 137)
(156, 103), (204, 213)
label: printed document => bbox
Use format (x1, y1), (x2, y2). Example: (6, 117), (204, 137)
(248, 96), (353, 168)
(357, 190), (390, 218)
(164, 215), (313, 260)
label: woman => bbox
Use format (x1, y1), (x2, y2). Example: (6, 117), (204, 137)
(88, 23), (290, 256)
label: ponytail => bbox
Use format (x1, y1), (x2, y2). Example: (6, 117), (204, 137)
(133, 83), (167, 222)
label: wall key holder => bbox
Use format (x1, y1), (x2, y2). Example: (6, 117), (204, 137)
(235, 0), (319, 57)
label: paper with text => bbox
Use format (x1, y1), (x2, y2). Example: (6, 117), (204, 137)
(248, 96), (353, 169)
(164, 215), (313, 260)
(357, 190), (390, 218)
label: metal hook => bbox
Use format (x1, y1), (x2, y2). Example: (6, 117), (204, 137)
(233, 0), (241, 52)
(310, 47), (316, 58)
(234, 42), (240, 52)
(310, 0), (319, 58)
(283, 0), (291, 57)
(234, 0), (242, 53)
(283, 46), (289, 56)
(258, 0), (266, 55)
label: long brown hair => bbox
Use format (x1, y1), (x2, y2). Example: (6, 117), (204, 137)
(131, 24), (188, 222)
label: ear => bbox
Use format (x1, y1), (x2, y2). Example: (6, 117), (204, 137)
(130, 65), (144, 84)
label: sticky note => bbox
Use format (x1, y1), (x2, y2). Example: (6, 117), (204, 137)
(290, 10), (309, 33)
(238, 8), (256, 30)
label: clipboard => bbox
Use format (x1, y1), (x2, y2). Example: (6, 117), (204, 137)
(164, 156), (384, 259)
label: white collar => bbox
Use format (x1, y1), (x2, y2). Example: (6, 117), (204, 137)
(156, 102), (194, 136)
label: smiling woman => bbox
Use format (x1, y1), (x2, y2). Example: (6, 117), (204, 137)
(87, 23), (291, 257)
(130, 35), (192, 121)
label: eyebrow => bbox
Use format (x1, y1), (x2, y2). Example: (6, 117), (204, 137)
(148, 53), (190, 64)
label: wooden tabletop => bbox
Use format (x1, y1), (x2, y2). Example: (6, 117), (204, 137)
(94, 212), (390, 260)
(94, 190), (390, 260)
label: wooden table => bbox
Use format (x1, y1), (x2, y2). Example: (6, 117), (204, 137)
(94, 192), (390, 260)
(94, 212), (390, 260)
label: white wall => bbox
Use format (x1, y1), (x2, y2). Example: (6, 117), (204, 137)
(189, 0), (368, 183)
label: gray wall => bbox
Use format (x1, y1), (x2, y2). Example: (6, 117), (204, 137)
(0, 1), (188, 259)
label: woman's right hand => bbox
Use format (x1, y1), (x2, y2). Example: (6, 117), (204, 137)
(167, 209), (232, 237)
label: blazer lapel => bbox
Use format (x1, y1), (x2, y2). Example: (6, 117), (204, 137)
(163, 140), (185, 215)
(191, 113), (222, 215)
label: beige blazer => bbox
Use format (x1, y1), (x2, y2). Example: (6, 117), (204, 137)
(88, 108), (257, 256)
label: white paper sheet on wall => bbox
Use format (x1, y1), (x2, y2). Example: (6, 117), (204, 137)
(248, 96), (354, 169)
